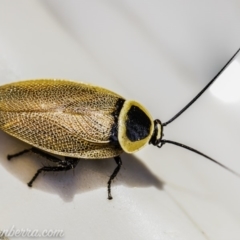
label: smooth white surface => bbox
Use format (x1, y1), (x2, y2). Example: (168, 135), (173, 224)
(0, 0), (240, 239)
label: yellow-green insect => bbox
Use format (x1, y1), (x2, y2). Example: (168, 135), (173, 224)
(1, 49), (239, 200)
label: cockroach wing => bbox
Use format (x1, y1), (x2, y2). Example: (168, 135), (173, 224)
(0, 80), (124, 158)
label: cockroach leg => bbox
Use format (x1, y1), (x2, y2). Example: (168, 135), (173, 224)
(7, 147), (80, 187)
(107, 156), (122, 200)
(7, 147), (62, 163)
(7, 149), (32, 160)
(28, 157), (79, 187)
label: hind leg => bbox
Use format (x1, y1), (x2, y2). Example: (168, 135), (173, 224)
(28, 157), (79, 187)
(7, 147), (79, 186)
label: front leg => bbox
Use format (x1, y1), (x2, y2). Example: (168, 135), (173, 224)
(107, 156), (122, 200)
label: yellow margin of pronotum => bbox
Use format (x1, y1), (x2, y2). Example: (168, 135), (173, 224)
(118, 100), (154, 153)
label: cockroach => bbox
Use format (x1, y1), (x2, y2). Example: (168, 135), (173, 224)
(1, 49), (239, 199)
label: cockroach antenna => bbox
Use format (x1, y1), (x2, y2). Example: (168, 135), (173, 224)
(150, 48), (240, 177)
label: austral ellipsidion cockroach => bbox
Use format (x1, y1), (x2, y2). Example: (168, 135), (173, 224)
(1, 49), (240, 200)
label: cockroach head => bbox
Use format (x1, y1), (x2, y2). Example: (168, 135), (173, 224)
(149, 119), (163, 146)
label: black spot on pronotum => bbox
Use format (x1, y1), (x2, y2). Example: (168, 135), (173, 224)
(126, 105), (151, 141)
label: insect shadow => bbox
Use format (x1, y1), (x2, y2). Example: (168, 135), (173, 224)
(0, 131), (164, 202)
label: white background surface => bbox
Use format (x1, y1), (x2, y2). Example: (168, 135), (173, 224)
(0, 1), (240, 239)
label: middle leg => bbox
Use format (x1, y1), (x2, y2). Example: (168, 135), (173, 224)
(107, 156), (122, 200)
